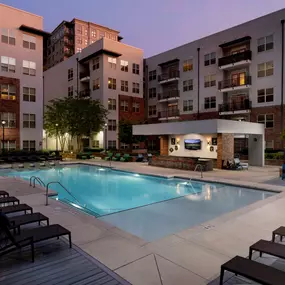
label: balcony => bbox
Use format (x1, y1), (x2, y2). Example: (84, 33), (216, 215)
(218, 76), (251, 92)
(64, 40), (73, 48)
(79, 71), (90, 82)
(64, 30), (73, 38)
(158, 109), (180, 120)
(158, 90), (180, 102)
(218, 50), (252, 70)
(158, 70), (180, 84)
(79, 89), (91, 98)
(219, 100), (252, 115)
(64, 50), (73, 58)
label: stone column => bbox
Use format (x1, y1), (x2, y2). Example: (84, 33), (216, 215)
(160, 136), (169, 156)
(217, 133), (234, 169)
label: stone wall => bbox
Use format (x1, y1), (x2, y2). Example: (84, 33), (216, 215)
(217, 133), (234, 169)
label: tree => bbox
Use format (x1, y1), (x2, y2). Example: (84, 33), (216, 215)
(118, 119), (145, 149)
(44, 97), (108, 152)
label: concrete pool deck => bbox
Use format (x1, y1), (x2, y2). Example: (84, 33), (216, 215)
(1, 161), (285, 284)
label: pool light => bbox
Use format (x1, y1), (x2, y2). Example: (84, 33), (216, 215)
(134, 173), (140, 177)
(98, 168), (105, 171)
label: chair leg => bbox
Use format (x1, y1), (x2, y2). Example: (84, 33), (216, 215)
(272, 233), (275, 242)
(260, 251), (262, 258)
(47, 219), (49, 226)
(281, 236), (283, 242)
(219, 268), (224, 285)
(69, 233), (72, 248)
(249, 249), (253, 260)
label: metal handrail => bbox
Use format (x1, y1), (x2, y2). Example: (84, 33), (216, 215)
(45, 181), (80, 206)
(30, 176), (46, 188)
(194, 164), (204, 178)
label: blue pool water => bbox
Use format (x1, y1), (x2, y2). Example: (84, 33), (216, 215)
(4, 164), (275, 219)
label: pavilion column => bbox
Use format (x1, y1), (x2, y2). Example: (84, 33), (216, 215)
(217, 133), (234, 169)
(160, 135), (169, 155)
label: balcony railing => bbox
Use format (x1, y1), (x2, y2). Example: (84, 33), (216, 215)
(64, 30), (73, 38)
(158, 70), (180, 82)
(158, 109), (180, 118)
(79, 71), (90, 79)
(64, 40), (73, 47)
(218, 50), (252, 67)
(79, 89), (91, 98)
(158, 90), (180, 101)
(218, 76), (251, 90)
(219, 100), (252, 112)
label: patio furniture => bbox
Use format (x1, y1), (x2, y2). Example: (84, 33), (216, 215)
(0, 191), (9, 197)
(272, 226), (285, 242)
(0, 204), (33, 215)
(136, 154), (144, 162)
(0, 196), (19, 206)
(8, 212), (49, 233)
(282, 164), (285, 180)
(249, 239), (285, 260)
(120, 154), (130, 162)
(220, 255), (285, 285)
(0, 215), (72, 262)
(234, 158), (249, 170)
(112, 153), (121, 161)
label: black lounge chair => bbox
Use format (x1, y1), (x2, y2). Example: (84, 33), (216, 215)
(9, 212), (49, 233)
(0, 196), (19, 206)
(220, 255), (285, 285)
(272, 226), (285, 242)
(249, 239), (285, 260)
(0, 204), (33, 215)
(0, 191), (9, 197)
(0, 214), (71, 262)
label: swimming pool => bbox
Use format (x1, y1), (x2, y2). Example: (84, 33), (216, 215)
(4, 164), (274, 218)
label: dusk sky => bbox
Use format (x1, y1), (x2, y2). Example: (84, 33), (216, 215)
(2, 0), (285, 57)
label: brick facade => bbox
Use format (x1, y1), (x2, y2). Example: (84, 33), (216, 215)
(217, 133), (234, 169)
(0, 76), (20, 148)
(119, 95), (145, 122)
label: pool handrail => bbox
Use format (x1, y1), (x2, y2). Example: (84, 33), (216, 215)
(30, 176), (46, 188)
(194, 164), (204, 178)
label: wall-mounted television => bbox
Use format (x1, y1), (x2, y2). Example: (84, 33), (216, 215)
(184, 139), (201, 150)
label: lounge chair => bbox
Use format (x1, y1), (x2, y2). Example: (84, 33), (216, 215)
(234, 158), (249, 170)
(112, 153), (121, 161)
(0, 191), (9, 197)
(39, 162), (46, 167)
(0, 214), (71, 262)
(0, 204), (33, 215)
(282, 164), (285, 180)
(272, 226), (285, 242)
(120, 154), (130, 162)
(136, 154), (144, 162)
(104, 152), (113, 161)
(220, 255), (285, 285)
(0, 196), (19, 206)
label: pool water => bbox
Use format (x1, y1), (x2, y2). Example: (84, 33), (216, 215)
(5, 165), (274, 219)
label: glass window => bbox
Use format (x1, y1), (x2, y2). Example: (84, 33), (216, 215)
(23, 140), (36, 151)
(183, 79), (193, 92)
(23, 113), (36, 128)
(108, 57), (116, 69)
(258, 35), (274, 52)
(149, 70), (157, 81)
(1, 56), (16, 73)
(1, 140), (16, 151)
(183, 59), (193, 71)
(93, 78), (100, 90)
(132, 102), (140, 113)
(1, 112), (16, 128)
(257, 88), (274, 103)
(149, 88), (156, 98)
(108, 78), (116, 90)
(23, 34), (36, 50)
(0, 84), (16, 100)
(258, 61), (274, 77)
(120, 60), (128, 72)
(93, 57), (99, 70)
(183, 100), (193, 112)
(23, 87), (36, 102)
(107, 140), (116, 149)
(132, 82), (139, 94)
(23, 60), (36, 76)
(204, 52), (216, 66)
(258, 114), (274, 128)
(149, 105), (157, 116)
(108, 98), (116, 110)
(108, 120), (117, 131)
(121, 80), (128, 92)
(68, 68), (73, 81)
(1, 28), (15, 45)
(132, 63), (139, 75)
(204, 97), (216, 109)
(120, 100), (128, 112)
(204, 74), (216, 87)
(68, 86), (73, 97)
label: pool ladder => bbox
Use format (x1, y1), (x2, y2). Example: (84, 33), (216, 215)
(194, 164), (204, 179)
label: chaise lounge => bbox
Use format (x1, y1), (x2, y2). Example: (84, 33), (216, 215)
(0, 203), (33, 215)
(0, 196), (20, 206)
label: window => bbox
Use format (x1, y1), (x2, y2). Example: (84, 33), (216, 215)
(1, 113), (16, 128)
(132, 82), (139, 94)
(183, 59), (193, 72)
(23, 34), (36, 50)
(258, 35), (274, 52)
(265, 141), (274, 149)
(23, 140), (36, 151)
(204, 74), (216, 87)
(121, 60), (128, 72)
(68, 68), (73, 81)
(93, 78), (100, 90)
(23, 61), (36, 76)
(120, 100), (128, 111)
(149, 70), (157, 81)
(92, 140), (99, 148)
(91, 30), (96, 38)
(1, 140), (16, 151)
(132, 102), (140, 113)
(120, 143), (129, 150)
(204, 52), (216, 66)
(68, 86), (73, 97)
(93, 57), (99, 70)
(108, 78), (116, 90)
(77, 47), (82, 53)
(121, 80), (128, 92)
(132, 143), (140, 150)
(108, 98), (116, 110)
(258, 61), (274, 77)
(1, 56), (16, 73)
(77, 25), (82, 34)
(77, 38), (82, 44)
(204, 97), (216, 109)
(84, 39), (88, 46)
(108, 57), (116, 69)
(23, 87), (36, 102)
(183, 79), (193, 92)
(257, 88), (274, 103)
(149, 88), (156, 98)
(0, 84), (16, 100)
(257, 114), (274, 128)
(149, 105), (157, 116)
(23, 114), (36, 128)
(84, 28), (88, 36)
(108, 140), (116, 149)
(108, 120), (117, 131)
(132, 63), (139, 74)
(183, 100), (193, 112)
(1, 28), (15, 45)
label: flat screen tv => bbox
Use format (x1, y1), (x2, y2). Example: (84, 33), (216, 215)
(184, 139), (201, 150)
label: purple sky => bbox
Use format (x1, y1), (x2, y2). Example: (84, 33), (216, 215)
(2, 0), (285, 57)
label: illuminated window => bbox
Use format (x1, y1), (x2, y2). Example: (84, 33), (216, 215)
(120, 60), (128, 72)
(1, 112), (16, 128)
(204, 74), (216, 87)
(183, 59), (193, 71)
(0, 84), (16, 100)
(258, 61), (274, 77)
(108, 78), (116, 90)
(108, 98), (116, 110)
(108, 57), (116, 69)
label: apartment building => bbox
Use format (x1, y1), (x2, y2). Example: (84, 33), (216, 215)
(44, 18), (122, 70)
(44, 37), (144, 150)
(145, 9), (285, 150)
(0, 4), (46, 151)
